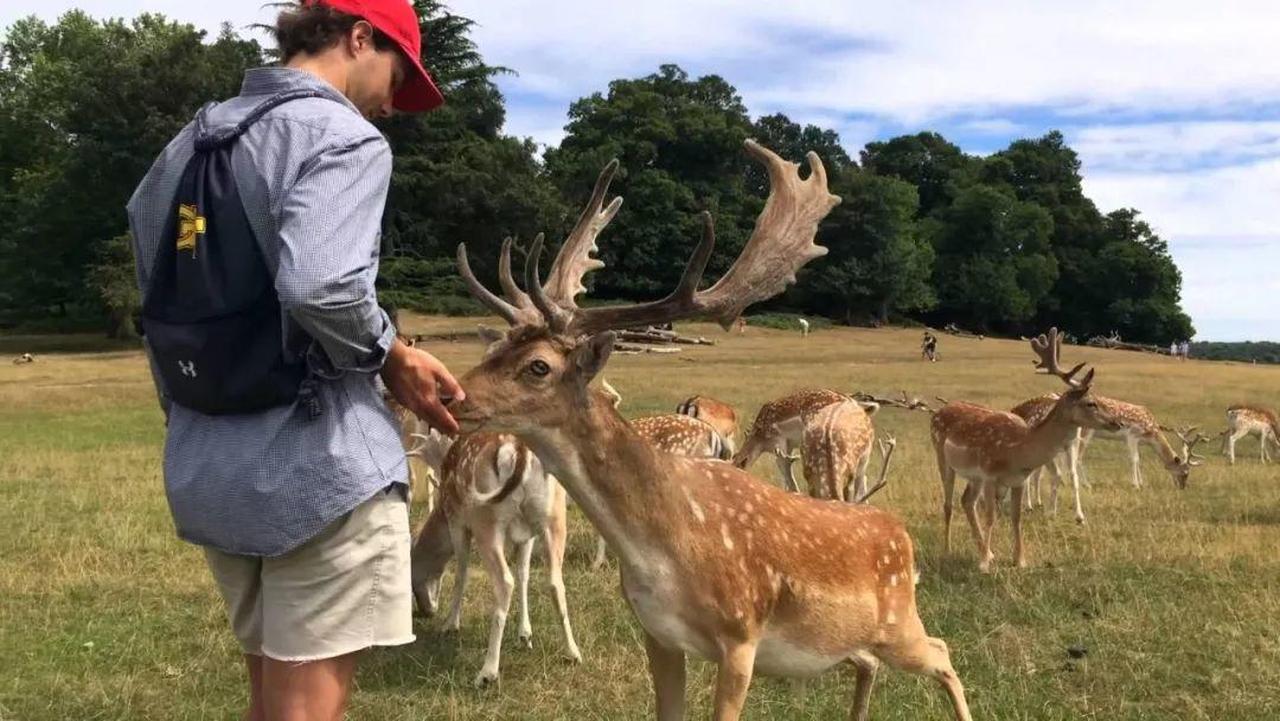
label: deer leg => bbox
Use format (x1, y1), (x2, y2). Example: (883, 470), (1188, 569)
(1127, 434), (1143, 488)
(1066, 441), (1085, 524)
(848, 652), (880, 721)
(878, 633), (973, 721)
(1076, 428), (1093, 487)
(712, 641), (759, 721)
(1263, 430), (1272, 463)
(960, 482), (993, 572)
(1010, 484), (1027, 568)
(1025, 468), (1039, 510)
(544, 494), (582, 663)
(1228, 429), (1246, 465)
(592, 534), (609, 570)
(514, 537), (535, 648)
(442, 525), (471, 632)
(644, 630), (687, 721)
(850, 450), (873, 504)
(474, 530), (515, 688)
(939, 458), (957, 553)
(776, 440), (801, 493)
(1046, 458), (1062, 515)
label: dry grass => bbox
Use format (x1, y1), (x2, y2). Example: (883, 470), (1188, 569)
(2, 315), (1279, 720)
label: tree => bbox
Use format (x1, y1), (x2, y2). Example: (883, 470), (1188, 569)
(860, 132), (976, 217)
(0, 13), (261, 327)
(545, 65), (757, 298)
(928, 184), (1057, 332)
(375, 0), (566, 307)
(803, 170), (934, 324)
(86, 233), (141, 339)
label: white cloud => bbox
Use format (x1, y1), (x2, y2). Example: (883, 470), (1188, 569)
(1071, 122), (1280, 172)
(1084, 158), (1280, 340)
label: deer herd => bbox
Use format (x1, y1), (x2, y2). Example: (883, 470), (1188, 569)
(384, 140), (1275, 720)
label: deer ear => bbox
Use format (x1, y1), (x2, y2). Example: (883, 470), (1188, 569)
(477, 325), (506, 345)
(572, 332), (615, 382)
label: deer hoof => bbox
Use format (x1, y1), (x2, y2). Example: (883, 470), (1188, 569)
(473, 670), (499, 688)
(519, 633), (533, 649)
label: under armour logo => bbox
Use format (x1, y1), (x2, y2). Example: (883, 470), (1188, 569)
(178, 360), (198, 378)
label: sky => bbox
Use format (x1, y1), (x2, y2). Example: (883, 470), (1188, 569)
(4, 2), (1278, 341)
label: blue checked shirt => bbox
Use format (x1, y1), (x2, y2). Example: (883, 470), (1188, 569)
(127, 67), (407, 556)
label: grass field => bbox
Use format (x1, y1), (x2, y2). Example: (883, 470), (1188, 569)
(3, 315), (1280, 720)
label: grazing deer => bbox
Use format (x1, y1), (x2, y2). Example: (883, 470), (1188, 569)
(1010, 394), (1203, 524)
(676, 395), (739, 456)
(11, 352), (35, 364)
(931, 328), (1125, 572)
(773, 400), (879, 502)
(1224, 404), (1280, 464)
(450, 140), (972, 720)
(409, 432), (582, 687)
(731, 388), (848, 491)
(798, 317), (810, 337)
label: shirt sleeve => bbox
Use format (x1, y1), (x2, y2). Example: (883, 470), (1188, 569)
(275, 135), (396, 375)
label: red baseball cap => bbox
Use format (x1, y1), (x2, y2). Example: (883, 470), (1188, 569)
(305, 0), (445, 112)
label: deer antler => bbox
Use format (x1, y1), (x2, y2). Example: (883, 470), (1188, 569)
(460, 140), (840, 336)
(1173, 426), (1210, 465)
(851, 391), (934, 413)
(543, 160), (621, 308)
(1030, 327), (1091, 390)
(854, 434), (896, 504)
(457, 160), (623, 331)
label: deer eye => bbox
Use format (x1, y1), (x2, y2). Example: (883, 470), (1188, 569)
(528, 359), (551, 377)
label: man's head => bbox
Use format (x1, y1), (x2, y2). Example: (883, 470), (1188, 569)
(275, 0), (443, 119)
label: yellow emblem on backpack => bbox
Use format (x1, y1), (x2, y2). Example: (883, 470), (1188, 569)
(177, 203), (206, 254)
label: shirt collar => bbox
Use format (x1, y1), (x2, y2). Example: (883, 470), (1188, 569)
(240, 67), (361, 116)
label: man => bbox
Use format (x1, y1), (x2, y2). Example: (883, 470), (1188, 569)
(127, 1), (459, 719)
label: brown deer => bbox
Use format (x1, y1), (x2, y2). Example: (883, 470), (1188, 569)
(676, 395), (739, 456)
(594, 411), (734, 570)
(772, 400), (884, 502)
(409, 432), (581, 687)
(731, 388), (848, 491)
(1010, 394), (1204, 523)
(448, 140), (971, 720)
(1224, 404), (1280, 464)
(931, 328), (1125, 572)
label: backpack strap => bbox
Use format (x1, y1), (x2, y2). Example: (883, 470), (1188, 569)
(193, 89), (332, 152)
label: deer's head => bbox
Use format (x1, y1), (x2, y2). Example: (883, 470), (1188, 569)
(1029, 328), (1125, 432)
(450, 140), (841, 437)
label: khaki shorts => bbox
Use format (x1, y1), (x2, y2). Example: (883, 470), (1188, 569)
(204, 487), (415, 662)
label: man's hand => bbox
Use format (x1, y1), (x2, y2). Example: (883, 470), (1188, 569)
(380, 338), (465, 434)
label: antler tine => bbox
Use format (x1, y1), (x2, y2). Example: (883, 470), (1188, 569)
(456, 243), (540, 327)
(564, 140), (840, 335)
(543, 159), (621, 308)
(564, 211), (717, 335)
(1030, 326), (1088, 388)
(524, 235), (573, 333)
(497, 237), (534, 308)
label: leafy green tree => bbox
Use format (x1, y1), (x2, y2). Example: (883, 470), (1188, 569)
(860, 132), (976, 217)
(0, 13), (261, 326)
(804, 170), (934, 323)
(86, 233), (141, 339)
(928, 184), (1057, 332)
(545, 65), (757, 298)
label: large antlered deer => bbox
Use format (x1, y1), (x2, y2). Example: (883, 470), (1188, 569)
(447, 141), (972, 720)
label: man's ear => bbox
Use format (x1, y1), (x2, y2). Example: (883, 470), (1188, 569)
(572, 332), (615, 383)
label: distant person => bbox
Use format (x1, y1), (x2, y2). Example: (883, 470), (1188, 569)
(798, 317), (810, 338)
(127, 2), (463, 718)
(1170, 341), (1178, 357)
(922, 331), (938, 362)
(1181, 340), (1191, 361)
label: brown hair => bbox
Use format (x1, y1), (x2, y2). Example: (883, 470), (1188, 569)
(275, 4), (398, 63)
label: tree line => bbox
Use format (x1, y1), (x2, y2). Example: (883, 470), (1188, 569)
(0, 1), (1196, 344)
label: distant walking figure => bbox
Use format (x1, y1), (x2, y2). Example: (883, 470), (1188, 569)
(798, 317), (810, 338)
(1180, 340), (1191, 361)
(1169, 341), (1178, 357)
(922, 331), (938, 362)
